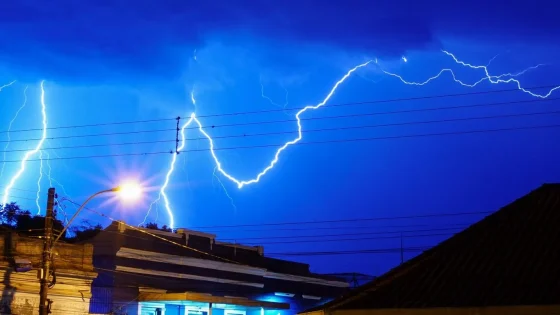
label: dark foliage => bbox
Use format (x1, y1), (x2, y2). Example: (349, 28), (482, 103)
(141, 222), (172, 232)
(0, 202), (102, 242)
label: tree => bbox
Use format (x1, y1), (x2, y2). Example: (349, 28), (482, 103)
(65, 220), (103, 243)
(0, 202), (20, 226)
(142, 222), (172, 232)
(1, 201), (103, 242)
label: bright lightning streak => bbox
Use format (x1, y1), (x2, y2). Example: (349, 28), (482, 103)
(0, 80), (16, 92)
(36, 150), (61, 215)
(153, 50), (560, 229)
(213, 166), (237, 212)
(36, 150), (44, 214)
(260, 79), (290, 114)
(156, 61), (371, 228)
(142, 188), (162, 226)
(383, 50), (557, 98)
(0, 85), (28, 180)
(441, 50), (559, 98)
(382, 63), (543, 88)
(1, 81), (48, 208)
(207, 61), (371, 189)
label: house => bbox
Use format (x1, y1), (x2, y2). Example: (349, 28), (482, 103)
(89, 222), (350, 315)
(298, 183), (560, 315)
(0, 231), (97, 314)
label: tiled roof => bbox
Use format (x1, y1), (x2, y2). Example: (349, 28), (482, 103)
(306, 183), (560, 311)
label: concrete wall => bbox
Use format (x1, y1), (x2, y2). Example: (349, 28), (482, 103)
(0, 232), (97, 314)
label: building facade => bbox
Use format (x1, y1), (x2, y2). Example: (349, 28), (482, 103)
(0, 231), (97, 315)
(89, 222), (349, 315)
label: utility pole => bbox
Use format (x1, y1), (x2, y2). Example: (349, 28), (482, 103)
(39, 187), (55, 315)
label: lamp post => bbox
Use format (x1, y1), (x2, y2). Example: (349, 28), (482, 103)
(39, 181), (142, 315)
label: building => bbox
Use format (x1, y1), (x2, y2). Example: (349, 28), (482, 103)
(89, 222), (350, 315)
(0, 231), (97, 315)
(299, 183), (560, 315)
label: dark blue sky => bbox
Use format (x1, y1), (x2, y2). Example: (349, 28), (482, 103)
(1, 0), (559, 276)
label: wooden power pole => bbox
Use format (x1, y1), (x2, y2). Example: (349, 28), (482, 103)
(39, 187), (55, 315)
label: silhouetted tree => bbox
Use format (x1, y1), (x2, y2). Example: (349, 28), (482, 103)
(0, 202), (20, 226)
(1, 201), (103, 241)
(142, 222), (172, 232)
(65, 220), (103, 243)
(144, 222), (159, 230)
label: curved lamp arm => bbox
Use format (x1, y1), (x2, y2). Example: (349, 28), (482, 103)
(51, 188), (117, 249)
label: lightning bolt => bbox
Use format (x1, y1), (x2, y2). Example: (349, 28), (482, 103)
(260, 78), (290, 114)
(36, 150), (44, 214)
(37, 150), (67, 215)
(0, 80), (16, 92)
(155, 61), (371, 229)
(153, 49), (560, 229)
(1, 81), (48, 209)
(0, 85), (28, 181)
(212, 166), (237, 213)
(383, 50), (557, 98)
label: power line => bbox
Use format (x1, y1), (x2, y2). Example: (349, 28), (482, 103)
(218, 226), (467, 241)
(203, 222), (468, 233)
(0, 185), (38, 193)
(2, 122), (560, 163)
(190, 211), (490, 229)
(3, 100), (560, 153)
(0, 193), (37, 202)
(5, 95), (559, 145)
(243, 232), (456, 245)
(0, 127), (175, 144)
(266, 247), (430, 256)
(1, 83), (558, 135)
(59, 198), (243, 265)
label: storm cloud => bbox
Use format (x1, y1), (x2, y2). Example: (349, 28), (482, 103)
(0, 0), (557, 81)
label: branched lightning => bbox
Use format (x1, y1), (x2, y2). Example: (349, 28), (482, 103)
(1, 81), (48, 208)
(383, 50), (556, 98)
(153, 61), (371, 228)
(151, 50), (560, 229)
(442, 50), (559, 98)
(212, 166), (237, 212)
(0, 85), (28, 181)
(260, 79), (290, 115)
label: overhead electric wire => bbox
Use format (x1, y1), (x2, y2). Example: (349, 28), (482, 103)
(218, 226), (467, 241)
(94, 224), (468, 245)
(56, 197), (459, 256)
(0, 184), (38, 193)
(2, 121), (560, 163)
(1, 107), (560, 163)
(242, 232), (457, 245)
(203, 222), (469, 233)
(1, 83), (558, 135)
(0, 192), (36, 201)
(2, 96), (559, 145)
(3, 97), (560, 153)
(189, 211), (490, 229)
(266, 247), (430, 256)
(0, 127), (176, 144)
(60, 197), (243, 265)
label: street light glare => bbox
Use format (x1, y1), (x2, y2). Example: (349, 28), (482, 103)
(116, 181), (142, 202)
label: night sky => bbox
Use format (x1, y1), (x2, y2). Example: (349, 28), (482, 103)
(0, 1), (559, 277)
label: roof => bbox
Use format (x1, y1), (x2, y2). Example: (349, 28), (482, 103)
(304, 183), (560, 312)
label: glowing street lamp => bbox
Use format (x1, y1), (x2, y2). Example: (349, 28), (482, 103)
(52, 181), (143, 247)
(116, 180), (143, 203)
